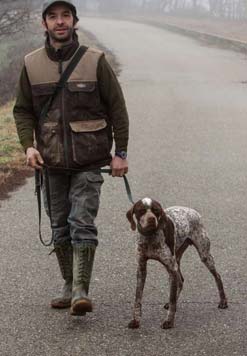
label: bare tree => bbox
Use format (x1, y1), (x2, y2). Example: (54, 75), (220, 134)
(0, 0), (30, 38)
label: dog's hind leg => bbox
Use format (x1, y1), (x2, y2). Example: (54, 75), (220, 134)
(175, 239), (192, 298)
(128, 256), (147, 329)
(192, 228), (228, 309)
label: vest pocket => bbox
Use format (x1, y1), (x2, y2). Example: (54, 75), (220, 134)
(39, 123), (62, 166)
(67, 81), (99, 109)
(69, 119), (110, 166)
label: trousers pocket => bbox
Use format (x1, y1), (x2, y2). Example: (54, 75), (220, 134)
(69, 119), (110, 166)
(39, 123), (62, 166)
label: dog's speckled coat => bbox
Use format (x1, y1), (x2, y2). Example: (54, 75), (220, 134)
(127, 198), (228, 329)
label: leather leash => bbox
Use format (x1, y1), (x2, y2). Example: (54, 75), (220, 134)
(100, 168), (135, 205)
(35, 167), (135, 247)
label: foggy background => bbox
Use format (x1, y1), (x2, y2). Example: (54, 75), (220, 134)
(0, 0), (247, 105)
(1, 0), (247, 35)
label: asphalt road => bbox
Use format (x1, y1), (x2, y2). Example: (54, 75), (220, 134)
(1, 18), (246, 356)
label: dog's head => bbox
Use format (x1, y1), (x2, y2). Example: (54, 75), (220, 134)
(126, 197), (168, 235)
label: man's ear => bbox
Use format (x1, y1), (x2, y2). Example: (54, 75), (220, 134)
(42, 19), (48, 30)
(126, 206), (136, 231)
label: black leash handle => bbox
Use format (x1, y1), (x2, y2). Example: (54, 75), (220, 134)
(35, 168), (54, 247)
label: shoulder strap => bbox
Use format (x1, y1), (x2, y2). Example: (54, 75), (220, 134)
(40, 45), (88, 120)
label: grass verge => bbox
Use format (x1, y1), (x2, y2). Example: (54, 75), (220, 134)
(0, 101), (33, 201)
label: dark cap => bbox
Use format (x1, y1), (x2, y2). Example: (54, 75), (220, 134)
(42, 0), (78, 21)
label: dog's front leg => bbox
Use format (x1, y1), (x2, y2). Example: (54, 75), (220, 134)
(161, 260), (178, 329)
(128, 256), (147, 329)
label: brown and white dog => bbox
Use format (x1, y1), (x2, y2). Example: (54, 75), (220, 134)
(126, 197), (228, 329)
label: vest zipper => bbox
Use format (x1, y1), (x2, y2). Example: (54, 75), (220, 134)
(57, 51), (69, 169)
(59, 60), (63, 74)
(62, 87), (69, 168)
(55, 50), (69, 168)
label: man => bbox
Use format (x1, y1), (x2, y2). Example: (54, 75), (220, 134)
(13, 0), (129, 316)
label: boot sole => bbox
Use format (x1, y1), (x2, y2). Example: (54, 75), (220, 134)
(51, 299), (72, 309)
(70, 298), (92, 316)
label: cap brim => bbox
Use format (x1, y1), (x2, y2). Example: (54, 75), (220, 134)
(43, 1), (78, 20)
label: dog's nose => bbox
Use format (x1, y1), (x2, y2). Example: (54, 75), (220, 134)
(147, 216), (156, 225)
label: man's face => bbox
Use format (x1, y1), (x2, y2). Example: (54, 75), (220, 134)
(43, 4), (75, 44)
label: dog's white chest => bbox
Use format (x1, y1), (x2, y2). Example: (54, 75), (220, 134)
(137, 234), (173, 261)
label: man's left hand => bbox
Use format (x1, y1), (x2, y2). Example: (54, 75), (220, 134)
(110, 156), (128, 177)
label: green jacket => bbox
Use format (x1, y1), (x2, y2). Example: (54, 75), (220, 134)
(13, 37), (129, 169)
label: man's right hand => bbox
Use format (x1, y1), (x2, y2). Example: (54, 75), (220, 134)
(26, 147), (44, 170)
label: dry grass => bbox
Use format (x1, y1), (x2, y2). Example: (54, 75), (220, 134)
(0, 101), (24, 166)
(0, 101), (33, 200)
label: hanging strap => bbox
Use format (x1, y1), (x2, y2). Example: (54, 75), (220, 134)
(35, 167), (54, 247)
(40, 45), (88, 120)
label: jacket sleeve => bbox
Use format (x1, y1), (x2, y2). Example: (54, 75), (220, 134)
(97, 55), (129, 153)
(13, 66), (37, 152)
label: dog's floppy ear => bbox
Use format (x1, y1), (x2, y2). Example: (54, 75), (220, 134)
(158, 208), (168, 229)
(126, 206), (137, 231)
(163, 216), (175, 256)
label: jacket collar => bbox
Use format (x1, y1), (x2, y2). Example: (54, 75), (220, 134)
(45, 33), (79, 62)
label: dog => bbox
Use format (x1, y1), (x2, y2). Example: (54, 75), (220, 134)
(126, 197), (228, 329)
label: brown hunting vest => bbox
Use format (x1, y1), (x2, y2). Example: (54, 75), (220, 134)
(25, 46), (112, 170)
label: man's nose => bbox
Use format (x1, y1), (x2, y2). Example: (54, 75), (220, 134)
(56, 17), (64, 25)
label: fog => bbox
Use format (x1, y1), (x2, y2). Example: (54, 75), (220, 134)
(74, 0), (247, 20)
(1, 0), (246, 21)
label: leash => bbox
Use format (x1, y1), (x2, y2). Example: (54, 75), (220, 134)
(100, 168), (135, 205)
(35, 167), (135, 247)
(35, 168), (54, 247)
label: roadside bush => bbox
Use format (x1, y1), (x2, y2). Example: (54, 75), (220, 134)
(0, 25), (43, 106)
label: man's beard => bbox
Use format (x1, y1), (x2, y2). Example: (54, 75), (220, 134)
(47, 27), (74, 43)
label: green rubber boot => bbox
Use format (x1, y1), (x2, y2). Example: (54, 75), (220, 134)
(51, 242), (73, 309)
(70, 242), (96, 316)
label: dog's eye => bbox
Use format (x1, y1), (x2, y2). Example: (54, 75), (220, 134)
(138, 209), (146, 215)
(152, 208), (160, 215)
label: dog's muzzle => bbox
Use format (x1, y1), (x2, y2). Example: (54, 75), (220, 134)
(138, 214), (159, 235)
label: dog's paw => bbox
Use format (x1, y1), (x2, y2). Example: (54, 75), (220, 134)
(128, 319), (140, 329)
(218, 300), (228, 309)
(161, 320), (174, 329)
(164, 303), (169, 310)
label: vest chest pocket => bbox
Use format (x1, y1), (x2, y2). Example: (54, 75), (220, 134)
(69, 119), (110, 166)
(67, 81), (99, 109)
